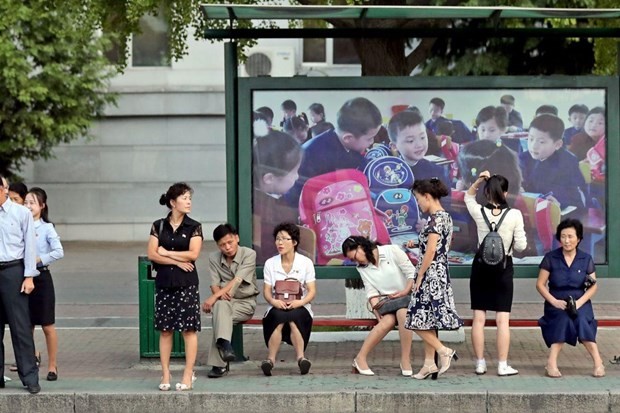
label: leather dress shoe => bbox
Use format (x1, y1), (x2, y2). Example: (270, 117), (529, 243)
(207, 366), (229, 378)
(27, 383), (41, 394)
(216, 339), (236, 362)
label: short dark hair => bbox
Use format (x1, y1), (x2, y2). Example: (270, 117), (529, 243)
(9, 182), (28, 200)
(256, 106), (274, 124)
(159, 182), (193, 209)
(555, 218), (583, 242)
(273, 222), (300, 251)
(535, 104), (559, 116)
(253, 130), (303, 184)
(337, 97), (382, 138)
(429, 97), (445, 110)
(341, 235), (378, 266)
(476, 106), (508, 130)
(586, 106), (605, 120)
(500, 94), (515, 105)
(568, 104), (589, 116)
(281, 100), (297, 111)
(213, 223), (238, 243)
(436, 119), (454, 136)
(284, 115), (309, 133)
(311, 121), (334, 138)
(412, 178), (449, 200)
(387, 110), (424, 143)
(529, 114), (565, 142)
(308, 103), (325, 119)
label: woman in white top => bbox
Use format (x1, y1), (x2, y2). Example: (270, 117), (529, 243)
(261, 222), (316, 376)
(465, 170), (527, 377)
(342, 236), (415, 377)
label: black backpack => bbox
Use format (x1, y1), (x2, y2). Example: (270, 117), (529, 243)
(478, 207), (513, 267)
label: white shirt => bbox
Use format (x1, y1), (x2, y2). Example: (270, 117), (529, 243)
(263, 252), (316, 317)
(355, 245), (416, 299)
(464, 192), (527, 255)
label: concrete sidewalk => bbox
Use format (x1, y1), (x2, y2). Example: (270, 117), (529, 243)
(1, 241), (619, 412)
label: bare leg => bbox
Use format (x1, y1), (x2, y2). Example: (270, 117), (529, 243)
(582, 341), (604, 374)
(159, 331), (173, 384)
(355, 314), (396, 370)
(395, 309), (412, 371)
(471, 310), (486, 360)
(41, 324), (58, 374)
(496, 312), (511, 362)
(181, 331), (198, 386)
(547, 343), (563, 373)
(289, 321), (306, 360)
(267, 323), (284, 363)
(415, 330), (456, 374)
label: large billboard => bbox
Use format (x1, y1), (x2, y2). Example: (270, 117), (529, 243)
(238, 77), (614, 276)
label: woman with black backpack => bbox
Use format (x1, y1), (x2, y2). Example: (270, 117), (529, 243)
(465, 170), (527, 377)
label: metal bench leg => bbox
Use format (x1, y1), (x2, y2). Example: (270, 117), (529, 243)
(231, 324), (249, 361)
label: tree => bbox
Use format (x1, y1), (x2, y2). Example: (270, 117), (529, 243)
(0, 0), (116, 177)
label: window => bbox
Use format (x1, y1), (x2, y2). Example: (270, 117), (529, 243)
(132, 13), (170, 67)
(302, 38), (360, 65)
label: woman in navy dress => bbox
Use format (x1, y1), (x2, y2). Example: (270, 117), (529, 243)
(536, 218), (605, 378)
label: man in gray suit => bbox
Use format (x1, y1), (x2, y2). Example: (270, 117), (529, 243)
(202, 224), (258, 378)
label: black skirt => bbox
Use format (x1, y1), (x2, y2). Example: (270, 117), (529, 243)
(263, 307), (312, 349)
(470, 254), (514, 313)
(154, 285), (201, 332)
(29, 269), (56, 326)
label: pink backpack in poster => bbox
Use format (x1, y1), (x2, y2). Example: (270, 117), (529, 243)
(299, 169), (390, 265)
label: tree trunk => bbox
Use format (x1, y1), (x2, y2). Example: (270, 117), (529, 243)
(353, 37), (409, 76)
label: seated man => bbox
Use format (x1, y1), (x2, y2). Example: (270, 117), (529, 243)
(203, 223), (259, 378)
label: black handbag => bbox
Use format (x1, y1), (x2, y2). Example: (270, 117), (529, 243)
(372, 295), (410, 316)
(584, 274), (597, 290)
(565, 296), (578, 319)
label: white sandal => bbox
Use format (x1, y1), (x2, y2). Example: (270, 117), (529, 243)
(158, 375), (172, 391)
(175, 372), (196, 391)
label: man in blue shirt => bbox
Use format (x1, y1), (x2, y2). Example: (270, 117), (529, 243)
(425, 97), (474, 144)
(0, 175), (40, 394)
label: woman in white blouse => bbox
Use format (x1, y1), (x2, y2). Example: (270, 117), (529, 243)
(465, 170), (527, 377)
(342, 236), (415, 377)
(261, 222), (316, 376)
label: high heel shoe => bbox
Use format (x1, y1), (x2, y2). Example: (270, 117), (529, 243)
(400, 364), (413, 377)
(413, 364), (439, 380)
(351, 359), (374, 376)
(47, 366), (58, 381)
(438, 347), (459, 375)
(175, 371), (196, 391)
(159, 374), (172, 391)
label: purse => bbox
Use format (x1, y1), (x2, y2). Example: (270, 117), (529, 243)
(372, 295), (411, 316)
(565, 296), (578, 319)
(584, 274), (597, 290)
(274, 278), (303, 303)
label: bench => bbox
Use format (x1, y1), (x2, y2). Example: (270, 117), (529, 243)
(231, 316), (620, 360)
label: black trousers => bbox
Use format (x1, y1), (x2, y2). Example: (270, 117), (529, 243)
(0, 263), (39, 386)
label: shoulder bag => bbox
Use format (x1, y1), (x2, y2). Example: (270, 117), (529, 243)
(371, 295), (411, 316)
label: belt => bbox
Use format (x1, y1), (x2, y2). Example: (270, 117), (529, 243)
(0, 259), (23, 269)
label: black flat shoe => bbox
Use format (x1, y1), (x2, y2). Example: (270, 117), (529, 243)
(216, 338), (236, 362)
(261, 359), (274, 376)
(26, 383), (41, 394)
(207, 365), (229, 378)
(47, 368), (58, 381)
(298, 357), (311, 375)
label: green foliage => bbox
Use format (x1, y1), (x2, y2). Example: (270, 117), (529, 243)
(0, 0), (116, 176)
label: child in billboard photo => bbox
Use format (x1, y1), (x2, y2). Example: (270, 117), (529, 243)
(255, 106), (274, 128)
(425, 97), (475, 144)
(283, 97), (382, 205)
(307, 103), (334, 140)
(475, 106), (524, 154)
(253, 129), (303, 263)
(519, 114), (587, 211)
(283, 115), (310, 144)
(500, 94), (524, 131)
(568, 107), (606, 162)
(535, 105), (559, 117)
(387, 110), (451, 190)
(562, 104), (589, 146)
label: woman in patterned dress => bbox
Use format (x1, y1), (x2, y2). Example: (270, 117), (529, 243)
(405, 178), (463, 379)
(147, 182), (203, 391)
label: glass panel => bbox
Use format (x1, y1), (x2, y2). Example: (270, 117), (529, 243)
(333, 38), (360, 65)
(132, 14), (170, 67)
(303, 38), (326, 63)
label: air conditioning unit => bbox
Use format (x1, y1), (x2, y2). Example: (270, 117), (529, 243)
(241, 47), (296, 77)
